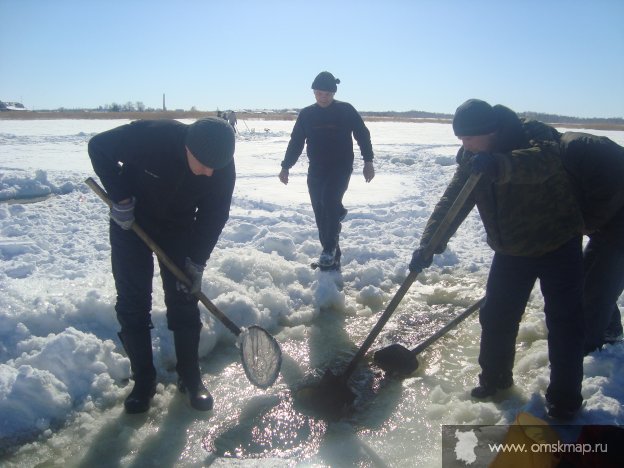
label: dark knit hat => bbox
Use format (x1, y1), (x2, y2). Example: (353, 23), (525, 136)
(311, 71), (340, 92)
(452, 99), (499, 136)
(185, 117), (235, 169)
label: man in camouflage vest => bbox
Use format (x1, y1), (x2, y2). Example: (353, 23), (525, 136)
(409, 99), (585, 420)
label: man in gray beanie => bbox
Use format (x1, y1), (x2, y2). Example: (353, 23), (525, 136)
(88, 117), (235, 414)
(409, 99), (586, 420)
(279, 71), (375, 270)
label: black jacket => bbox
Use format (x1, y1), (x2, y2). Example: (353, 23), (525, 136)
(88, 119), (235, 264)
(559, 131), (624, 237)
(281, 100), (374, 171)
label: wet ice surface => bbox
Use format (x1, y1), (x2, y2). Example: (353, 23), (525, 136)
(0, 119), (623, 466)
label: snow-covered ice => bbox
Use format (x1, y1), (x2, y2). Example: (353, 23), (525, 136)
(0, 118), (622, 466)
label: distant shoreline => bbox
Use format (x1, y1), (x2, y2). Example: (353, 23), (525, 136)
(1, 110), (623, 131)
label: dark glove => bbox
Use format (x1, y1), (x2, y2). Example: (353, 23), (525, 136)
(110, 197), (135, 230)
(409, 247), (433, 273)
(177, 257), (205, 295)
(472, 153), (499, 181)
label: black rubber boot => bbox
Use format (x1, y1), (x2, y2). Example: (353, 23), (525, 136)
(545, 400), (581, 420)
(545, 388), (583, 421)
(470, 373), (513, 399)
(174, 329), (213, 411)
(118, 329), (157, 414)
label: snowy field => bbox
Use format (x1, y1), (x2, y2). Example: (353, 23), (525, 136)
(0, 118), (622, 466)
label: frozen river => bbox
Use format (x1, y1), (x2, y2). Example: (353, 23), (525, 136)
(1, 118), (623, 466)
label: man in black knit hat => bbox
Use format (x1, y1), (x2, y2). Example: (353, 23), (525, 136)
(279, 71), (375, 270)
(409, 99), (586, 420)
(88, 117), (235, 414)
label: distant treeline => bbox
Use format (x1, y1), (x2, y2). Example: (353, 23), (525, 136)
(361, 110), (453, 120)
(359, 109), (624, 126)
(517, 111), (624, 126)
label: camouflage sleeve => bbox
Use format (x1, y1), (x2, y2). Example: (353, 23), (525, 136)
(420, 164), (476, 254)
(496, 141), (565, 185)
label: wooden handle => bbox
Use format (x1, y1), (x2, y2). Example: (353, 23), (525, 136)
(85, 177), (242, 336)
(341, 172), (482, 379)
(411, 297), (484, 356)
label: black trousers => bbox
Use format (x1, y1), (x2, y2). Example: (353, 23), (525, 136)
(109, 221), (202, 334)
(307, 165), (352, 253)
(478, 236), (584, 408)
(582, 231), (624, 353)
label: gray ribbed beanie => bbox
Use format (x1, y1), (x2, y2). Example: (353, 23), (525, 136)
(185, 117), (235, 169)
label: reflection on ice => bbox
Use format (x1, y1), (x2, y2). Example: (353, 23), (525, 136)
(203, 392), (327, 460)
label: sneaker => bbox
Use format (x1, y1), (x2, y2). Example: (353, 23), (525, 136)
(546, 400), (580, 421)
(318, 249), (336, 267)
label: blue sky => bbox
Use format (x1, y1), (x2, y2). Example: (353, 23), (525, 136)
(1, 0), (623, 117)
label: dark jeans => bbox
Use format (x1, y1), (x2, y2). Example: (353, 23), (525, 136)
(479, 237), (584, 408)
(110, 221), (202, 334)
(307, 166), (352, 253)
(583, 232), (624, 353)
